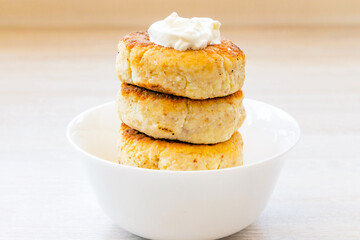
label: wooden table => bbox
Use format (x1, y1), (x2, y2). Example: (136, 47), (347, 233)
(1, 27), (359, 239)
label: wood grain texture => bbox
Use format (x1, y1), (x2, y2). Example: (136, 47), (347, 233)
(0, 27), (359, 239)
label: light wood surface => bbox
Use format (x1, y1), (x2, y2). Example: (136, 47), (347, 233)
(0, 27), (359, 239)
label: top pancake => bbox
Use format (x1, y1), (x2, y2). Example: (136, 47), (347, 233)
(116, 31), (245, 99)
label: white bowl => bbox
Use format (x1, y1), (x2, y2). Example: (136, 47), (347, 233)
(67, 99), (300, 240)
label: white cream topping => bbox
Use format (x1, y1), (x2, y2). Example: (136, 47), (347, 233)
(148, 12), (221, 51)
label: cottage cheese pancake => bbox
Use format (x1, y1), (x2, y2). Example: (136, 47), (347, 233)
(116, 32), (245, 99)
(118, 123), (243, 171)
(117, 83), (246, 144)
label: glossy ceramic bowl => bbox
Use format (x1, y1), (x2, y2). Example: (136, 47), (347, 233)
(67, 99), (300, 240)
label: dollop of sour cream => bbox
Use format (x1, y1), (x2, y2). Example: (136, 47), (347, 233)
(148, 12), (221, 51)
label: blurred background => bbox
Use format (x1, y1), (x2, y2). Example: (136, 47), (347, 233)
(1, 0), (360, 27)
(1, 1), (359, 239)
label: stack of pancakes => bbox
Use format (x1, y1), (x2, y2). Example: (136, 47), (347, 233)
(115, 32), (246, 171)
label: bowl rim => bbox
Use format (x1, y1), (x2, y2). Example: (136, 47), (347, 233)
(66, 98), (301, 174)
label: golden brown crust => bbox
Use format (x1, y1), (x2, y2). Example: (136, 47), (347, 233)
(121, 82), (184, 102)
(120, 31), (245, 59)
(116, 31), (246, 99)
(120, 123), (199, 146)
(118, 123), (243, 170)
(120, 82), (243, 102)
(118, 83), (246, 144)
